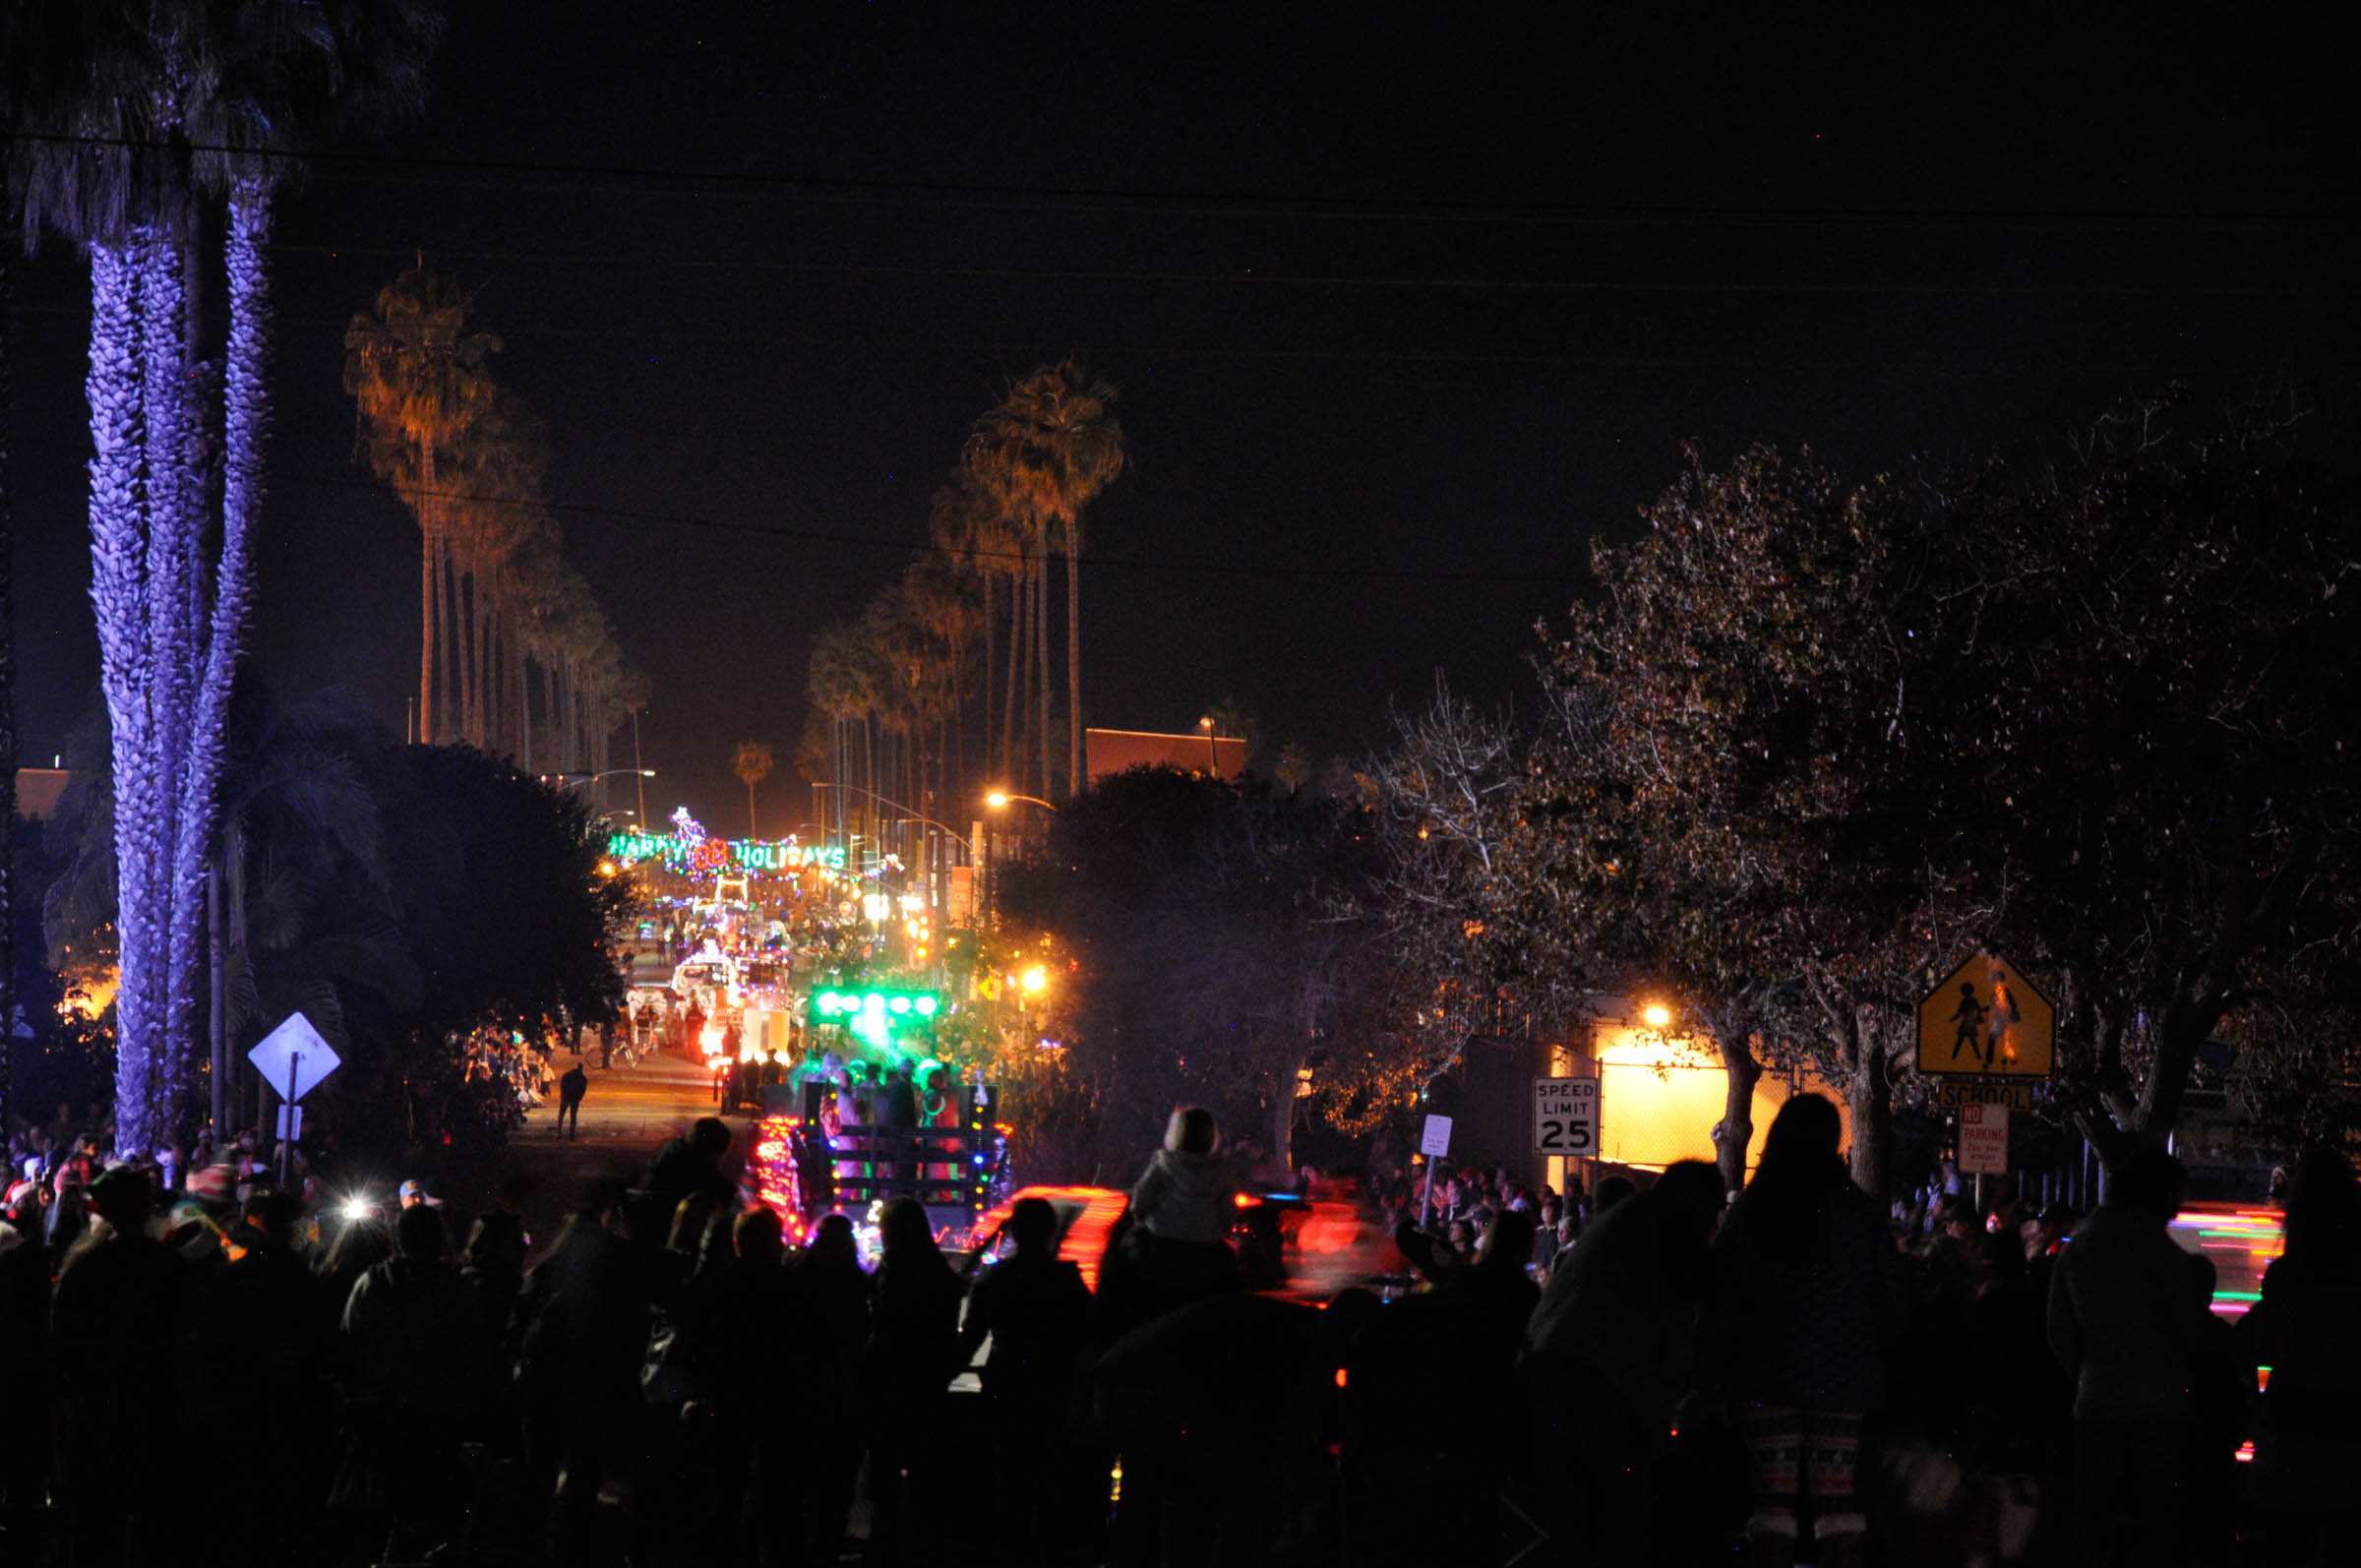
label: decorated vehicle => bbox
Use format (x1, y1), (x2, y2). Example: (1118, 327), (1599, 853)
(954, 1184), (1393, 1302)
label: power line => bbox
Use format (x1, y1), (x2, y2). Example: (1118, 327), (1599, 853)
(255, 239), (2361, 298)
(9, 301), (2231, 373)
(6, 127), (2358, 235)
(270, 470), (1583, 589)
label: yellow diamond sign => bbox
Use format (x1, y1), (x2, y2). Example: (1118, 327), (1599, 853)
(1918, 951), (2053, 1078)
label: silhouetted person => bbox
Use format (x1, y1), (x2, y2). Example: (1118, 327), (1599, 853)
(1698, 1094), (1902, 1568)
(1526, 1159), (1723, 1565)
(50, 1168), (192, 1564)
(1964, 1227), (2069, 1484)
(557, 1061), (588, 1138)
(868, 1196), (961, 1568)
(2046, 1145), (2212, 1568)
(0, 1182), (55, 1519)
(180, 1192), (335, 1559)
(644, 1116), (734, 1207)
(314, 1210), (394, 1316)
(2182, 1253), (2249, 1568)
(1126, 1106), (1239, 1312)
(2239, 1143), (2361, 1562)
(460, 1210), (530, 1367)
(960, 1196), (1095, 1565)
(515, 1184), (666, 1562)
(878, 1062), (920, 1181)
(800, 1213), (871, 1564)
(343, 1203), (491, 1556)
(677, 1206), (805, 1563)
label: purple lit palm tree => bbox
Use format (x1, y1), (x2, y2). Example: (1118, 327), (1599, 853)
(8, 1), (441, 1150)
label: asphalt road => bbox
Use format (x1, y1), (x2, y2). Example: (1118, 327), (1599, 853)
(495, 1043), (733, 1244)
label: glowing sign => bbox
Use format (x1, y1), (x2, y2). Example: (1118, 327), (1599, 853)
(606, 832), (847, 873)
(811, 987), (941, 1050)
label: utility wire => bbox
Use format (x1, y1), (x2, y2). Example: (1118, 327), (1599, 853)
(253, 239), (2361, 298)
(5, 128), (2357, 234)
(4, 302), (2214, 373)
(270, 470), (1584, 588)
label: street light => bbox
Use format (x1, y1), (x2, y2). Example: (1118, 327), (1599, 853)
(1642, 1002), (1673, 1030)
(547, 768), (655, 790)
(985, 790), (1059, 814)
(813, 783), (974, 853)
(1198, 714), (1218, 777)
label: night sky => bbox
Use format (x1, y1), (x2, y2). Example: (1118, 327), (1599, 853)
(11, 4), (2355, 826)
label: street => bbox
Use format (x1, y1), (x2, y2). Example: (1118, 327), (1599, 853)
(498, 1043), (723, 1244)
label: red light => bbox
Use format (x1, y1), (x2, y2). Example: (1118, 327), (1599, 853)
(1334, 1367), (1348, 1389)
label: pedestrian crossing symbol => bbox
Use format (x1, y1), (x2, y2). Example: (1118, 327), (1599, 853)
(1917, 951), (2053, 1078)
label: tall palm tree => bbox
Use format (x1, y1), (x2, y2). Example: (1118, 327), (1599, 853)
(733, 742), (774, 838)
(9, 3), (444, 1148)
(929, 476), (1008, 781)
(344, 265), (500, 747)
(965, 360), (1125, 797)
(0, 0), (21, 1128)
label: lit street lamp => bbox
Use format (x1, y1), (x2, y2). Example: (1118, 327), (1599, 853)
(1199, 714), (1218, 776)
(545, 767), (656, 790)
(985, 790), (1059, 814)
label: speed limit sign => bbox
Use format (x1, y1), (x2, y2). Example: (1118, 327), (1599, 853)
(1534, 1076), (1600, 1156)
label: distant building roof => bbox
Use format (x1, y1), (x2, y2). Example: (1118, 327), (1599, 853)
(15, 768), (71, 821)
(1085, 728), (1246, 785)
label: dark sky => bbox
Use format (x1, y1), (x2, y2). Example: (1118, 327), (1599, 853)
(12, 3), (2356, 826)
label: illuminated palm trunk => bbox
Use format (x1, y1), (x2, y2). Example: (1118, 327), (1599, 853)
(1065, 513), (1081, 797)
(0, 245), (16, 1124)
(170, 180), (272, 1130)
(88, 239), (168, 1151)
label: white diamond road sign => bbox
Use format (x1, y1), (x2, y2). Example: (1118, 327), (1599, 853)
(246, 1011), (342, 1102)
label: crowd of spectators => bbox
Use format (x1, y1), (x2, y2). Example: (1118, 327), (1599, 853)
(2, 1093), (2355, 1566)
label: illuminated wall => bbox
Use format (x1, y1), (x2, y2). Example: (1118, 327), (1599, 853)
(1581, 1013), (1851, 1175)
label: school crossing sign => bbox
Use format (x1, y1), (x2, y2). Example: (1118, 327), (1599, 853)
(1917, 951), (2054, 1080)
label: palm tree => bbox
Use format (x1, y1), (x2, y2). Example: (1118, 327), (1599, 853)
(0, 0), (22, 1128)
(9, 3), (441, 1147)
(344, 265), (500, 747)
(8, 1), (191, 1147)
(734, 742), (775, 838)
(965, 361), (1125, 797)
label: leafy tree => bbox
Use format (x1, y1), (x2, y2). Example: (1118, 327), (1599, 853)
(998, 768), (1365, 1176)
(1531, 445), (1985, 1198)
(1912, 402), (2361, 1154)
(39, 687), (625, 1164)
(1340, 682), (1582, 1137)
(1526, 408), (2361, 1195)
